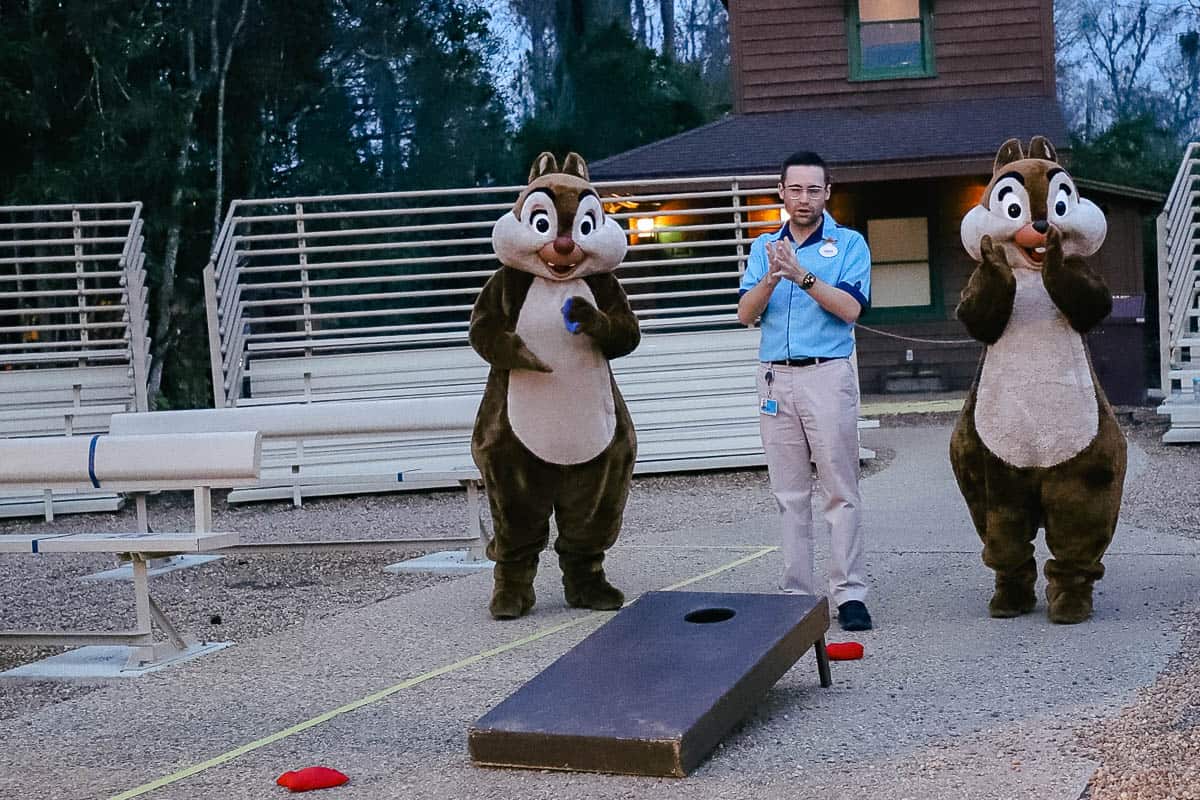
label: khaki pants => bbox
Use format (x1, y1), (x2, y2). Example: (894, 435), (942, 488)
(756, 358), (866, 606)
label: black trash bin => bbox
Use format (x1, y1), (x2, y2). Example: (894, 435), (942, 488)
(1087, 295), (1147, 406)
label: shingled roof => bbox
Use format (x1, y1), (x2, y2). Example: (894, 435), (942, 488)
(589, 95), (1068, 181)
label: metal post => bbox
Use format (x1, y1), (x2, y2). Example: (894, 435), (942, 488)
(296, 203), (315, 390)
(203, 264), (230, 408)
(193, 486), (213, 533)
(135, 493), (149, 534)
(1157, 212), (1172, 396)
(465, 478), (491, 561)
(292, 440), (304, 507)
(731, 179), (746, 275)
(132, 556), (151, 635)
(72, 209), (89, 362)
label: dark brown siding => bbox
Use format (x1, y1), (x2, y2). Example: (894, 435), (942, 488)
(730, 0), (1055, 113)
(1086, 202), (1144, 297)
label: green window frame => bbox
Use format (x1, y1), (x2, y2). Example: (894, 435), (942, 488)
(862, 216), (944, 323)
(847, 0), (936, 82)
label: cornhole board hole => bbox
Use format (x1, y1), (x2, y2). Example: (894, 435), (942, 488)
(469, 591), (831, 777)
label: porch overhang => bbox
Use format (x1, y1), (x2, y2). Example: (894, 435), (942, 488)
(590, 95), (1068, 184)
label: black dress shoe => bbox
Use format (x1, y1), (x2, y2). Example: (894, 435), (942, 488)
(837, 600), (873, 631)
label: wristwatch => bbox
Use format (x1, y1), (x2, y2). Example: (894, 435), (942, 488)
(800, 271), (817, 291)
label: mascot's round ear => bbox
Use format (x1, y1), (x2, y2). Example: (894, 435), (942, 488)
(994, 138), (1024, 172)
(1028, 136), (1058, 162)
(528, 152), (559, 183)
(562, 152), (590, 181)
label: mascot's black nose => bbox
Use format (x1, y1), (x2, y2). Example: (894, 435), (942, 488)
(1032, 220), (1049, 234)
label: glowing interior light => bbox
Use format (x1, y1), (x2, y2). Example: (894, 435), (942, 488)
(779, 208), (789, 221)
(635, 217), (656, 233)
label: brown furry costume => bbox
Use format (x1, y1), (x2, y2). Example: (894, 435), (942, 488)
(950, 136), (1127, 624)
(470, 152), (640, 620)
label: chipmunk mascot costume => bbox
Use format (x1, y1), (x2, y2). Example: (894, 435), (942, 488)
(951, 136), (1127, 624)
(470, 152), (640, 620)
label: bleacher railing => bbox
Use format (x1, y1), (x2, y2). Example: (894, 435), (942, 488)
(204, 176), (788, 407)
(1157, 142), (1200, 395)
(0, 201), (150, 411)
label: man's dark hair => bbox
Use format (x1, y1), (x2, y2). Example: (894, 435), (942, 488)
(779, 151), (829, 185)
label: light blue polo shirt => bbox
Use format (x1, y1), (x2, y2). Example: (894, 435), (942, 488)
(738, 211), (871, 361)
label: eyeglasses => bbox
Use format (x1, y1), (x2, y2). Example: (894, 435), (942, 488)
(782, 185), (827, 200)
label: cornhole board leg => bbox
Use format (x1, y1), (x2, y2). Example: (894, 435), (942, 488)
(469, 591), (831, 777)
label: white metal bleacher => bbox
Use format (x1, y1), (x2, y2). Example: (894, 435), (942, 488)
(0, 202), (152, 519)
(203, 178), (876, 505)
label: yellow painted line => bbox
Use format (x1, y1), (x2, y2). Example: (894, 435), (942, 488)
(659, 546), (777, 592)
(109, 545), (778, 799)
(618, 544), (772, 551)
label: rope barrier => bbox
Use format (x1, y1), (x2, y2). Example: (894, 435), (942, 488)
(857, 323), (977, 346)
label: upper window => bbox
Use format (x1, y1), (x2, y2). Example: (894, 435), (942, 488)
(847, 0), (936, 81)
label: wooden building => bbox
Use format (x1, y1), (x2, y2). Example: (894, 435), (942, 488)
(590, 0), (1162, 400)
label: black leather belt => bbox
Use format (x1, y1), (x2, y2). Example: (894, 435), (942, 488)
(767, 357), (845, 367)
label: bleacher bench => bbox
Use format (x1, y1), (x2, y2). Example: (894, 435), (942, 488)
(0, 363), (141, 520)
(108, 397), (490, 552)
(0, 431), (260, 670)
(230, 327), (878, 501)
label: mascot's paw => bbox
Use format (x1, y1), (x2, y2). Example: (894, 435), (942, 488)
(1046, 584), (1093, 624)
(564, 576), (624, 611)
(489, 582), (536, 620)
(988, 584), (1037, 618)
(561, 296), (600, 335)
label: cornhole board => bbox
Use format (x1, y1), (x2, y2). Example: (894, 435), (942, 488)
(469, 590), (832, 777)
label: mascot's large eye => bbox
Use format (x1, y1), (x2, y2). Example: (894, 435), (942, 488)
(573, 195), (604, 241)
(1051, 186), (1073, 219)
(520, 192), (558, 238)
(991, 181), (1026, 222)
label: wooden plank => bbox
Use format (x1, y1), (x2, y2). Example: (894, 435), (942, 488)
(741, 76), (1046, 112)
(469, 591), (830, 777)
(742, 64), (1044, 95)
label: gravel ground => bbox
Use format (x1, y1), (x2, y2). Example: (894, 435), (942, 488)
(1076, 408), (1200, 800)
(1, 409), (1197, 799)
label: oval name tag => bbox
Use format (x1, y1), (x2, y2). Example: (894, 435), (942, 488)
(819, 242), (838, 258)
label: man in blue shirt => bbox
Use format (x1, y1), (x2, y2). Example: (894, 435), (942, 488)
(737, 151), (873, 631)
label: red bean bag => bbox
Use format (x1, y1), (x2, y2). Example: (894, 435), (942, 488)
(276, 766), (349, 792)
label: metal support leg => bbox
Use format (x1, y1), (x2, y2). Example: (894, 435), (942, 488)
(148, 597), (193, 652)
(131, 556), (151, 636)
(464, 479), (491, 562)
(43, 489), (54, 523)
(193, 486), (213, 534)
(126, 556), (196, 670)
(126, 555), (157, 669)
(815, 635), (832, 688)
(292, 440), (304, 508)
(134, 493), (149, 533)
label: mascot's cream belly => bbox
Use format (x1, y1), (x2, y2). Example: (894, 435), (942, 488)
(509, 277), (616, 464)
(975, 268), (1098, 468)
